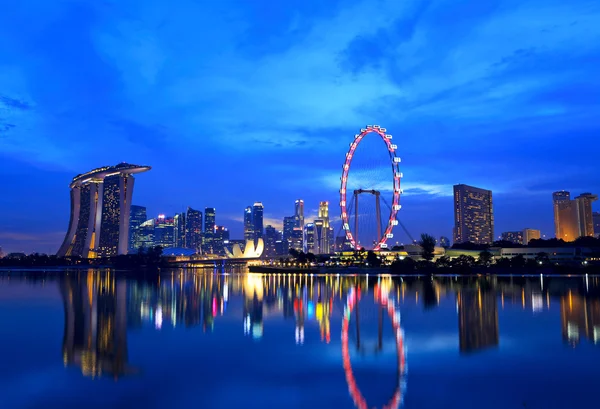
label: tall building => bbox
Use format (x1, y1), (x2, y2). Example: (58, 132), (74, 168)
(203, 207), (216, 254)
(575, 193), (598, 237)
(154, 215), (175, 248)
(252, 202), (264, 241)
(283, 216), (296, 253)
(185, 207), (202, 251)
(318, 201), (331, 253)
(264, 225), (279, 258)
(305, 223), (316, 253)
(214, 226), (229, 255)
(453, 184), (494, 245)
(553, 191), (577, 241)
(57, 163), (151, 258)
(128, 205), (147, 253)
(314, 219), (325, 254)
(523, 228), (541, 245)
(133, 219), (155, 250)
(594, 212), (600, 238)
(295, 199), (305, 250)
(174, 212), (186, 248)
(501, 231), (523, 245)
(244, 206), (254, 242)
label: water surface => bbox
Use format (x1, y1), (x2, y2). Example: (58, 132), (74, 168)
(0, 270), (599, 409)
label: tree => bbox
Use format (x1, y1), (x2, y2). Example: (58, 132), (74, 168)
(435, 256), (451, 268)
(511, 254), (526, 268)
(419, 233), (436, 262)
(479, 250), (493, 267)
(366, 251), (382, 267)
(451, 255), (475, 269)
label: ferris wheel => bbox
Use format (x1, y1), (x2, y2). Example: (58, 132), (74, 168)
(340, 125), (402, 250)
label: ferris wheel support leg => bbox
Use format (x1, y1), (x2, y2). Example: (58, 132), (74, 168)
(354, 193), (359, 249)
(376, 192), (382, 246)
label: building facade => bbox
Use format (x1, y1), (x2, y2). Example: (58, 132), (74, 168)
(57, 163), (151, 258)
(153, 215), (175, 248)
(264, 225), (279, 258)
(576, 193), (598, 237)
(203, 207), (216, 253)
(252, 202), (264, 241)
(594, 212), (600, 238)
(128, 205), (147, 252)
(501, 231), (523, 245)
(295, 199), (305, 251)
(185, 207), (203, 251)
(174, 212), (186, 248)
(318, 201), (331, 253)
(244, 206), (254, 242)
(305, 223), (316, 253)
(522, 228), (541, 245)
(453, 184), (494, 245)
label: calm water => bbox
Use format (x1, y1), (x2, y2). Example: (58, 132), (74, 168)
(1, 270), (599, 409)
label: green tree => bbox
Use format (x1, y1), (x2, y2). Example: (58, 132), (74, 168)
(419, 233), (437, 262)
(479, 250), (493, 266)
(435, 256), (451, 268)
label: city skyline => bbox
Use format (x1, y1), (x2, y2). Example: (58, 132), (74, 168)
(1, 0), (600, 253)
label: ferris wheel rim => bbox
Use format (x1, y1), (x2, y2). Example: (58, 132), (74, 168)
(339, 125), (402, 251)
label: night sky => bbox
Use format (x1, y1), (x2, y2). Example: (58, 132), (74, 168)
(1, 0), (599, 254)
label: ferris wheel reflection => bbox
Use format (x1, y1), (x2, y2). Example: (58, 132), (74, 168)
(342, 284), (407, 409)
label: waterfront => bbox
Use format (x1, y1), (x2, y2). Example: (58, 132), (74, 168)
(1, 270), (600, 409)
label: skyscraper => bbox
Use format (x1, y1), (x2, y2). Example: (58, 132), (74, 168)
(593, 212), (600, 238)
(214, 226), (230, 255)
(523, 228), (541, 245)
(283, 216), (296, 253)
(575, 193), (598, 237)
(57, 163), (151, 258)
(295, 199), (305, 250)
(203, 207), (216, 254)
(453, 184), (494, 245)
(553, 191), (577, 241)
(128, 205), (147, 252)
(154, 215), (175, 248)
(174, 212), (186, 248)
(185, 207), (202, 251)
(318, 201), (330, 253)
(305, 223), (316, 253)
(264, 225), (279, 257)
(252, 202), (264, 241)
(244, 206), (254, 242)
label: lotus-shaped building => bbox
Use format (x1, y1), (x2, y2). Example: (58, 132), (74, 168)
(225, 239), (264, 259)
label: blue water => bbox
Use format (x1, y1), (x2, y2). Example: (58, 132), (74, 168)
(0, 271), (599, 409)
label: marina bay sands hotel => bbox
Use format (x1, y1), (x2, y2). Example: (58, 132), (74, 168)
(57, 163), (150, 258)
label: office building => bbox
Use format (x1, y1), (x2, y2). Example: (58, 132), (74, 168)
(523, 228), (541, 245)
(185, 207), (202, 251)
(575, 193), (598, 237)
(252, 202), (264, 241)
(264, 225), (279, 258)
(295, 199), (305, 250)
(244, 206), (254, 242)
(314, 219), (325, 254)
(128, 205), (147, 252)
(501, 231), (523, 245)
(458, 289), (499, 353)
(203, 207), (216, 253)
(594, 212), (600, 238)
(214, 226), (229, 255)
(154, 215), (175, 248)
(57, 163), (151, 258)
(453, 184), (494, 245)
(174, 212), (186, 248)
(282, 216), (296, 252)
(305, 223), (316, 253)
(318, 201), (331, 253)
(133, 219), (154, 250)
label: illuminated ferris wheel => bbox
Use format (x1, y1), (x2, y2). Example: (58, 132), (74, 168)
(340, 125), (402, 250)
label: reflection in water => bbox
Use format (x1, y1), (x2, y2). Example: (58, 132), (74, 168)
(458, 289), (499, 353)
(4, 270), (597, 408)
(61, 271), (130, 379)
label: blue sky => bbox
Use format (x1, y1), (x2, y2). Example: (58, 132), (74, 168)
(1, 0), (599, 253)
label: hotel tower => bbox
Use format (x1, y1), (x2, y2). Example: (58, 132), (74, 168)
(57, 163), (151, 258)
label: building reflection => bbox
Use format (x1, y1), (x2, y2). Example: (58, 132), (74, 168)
(55, 269), (600, 382)
(561, 291), (600, 346)
(457, 289), (499, 353)
(60, 270), (129, 379)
